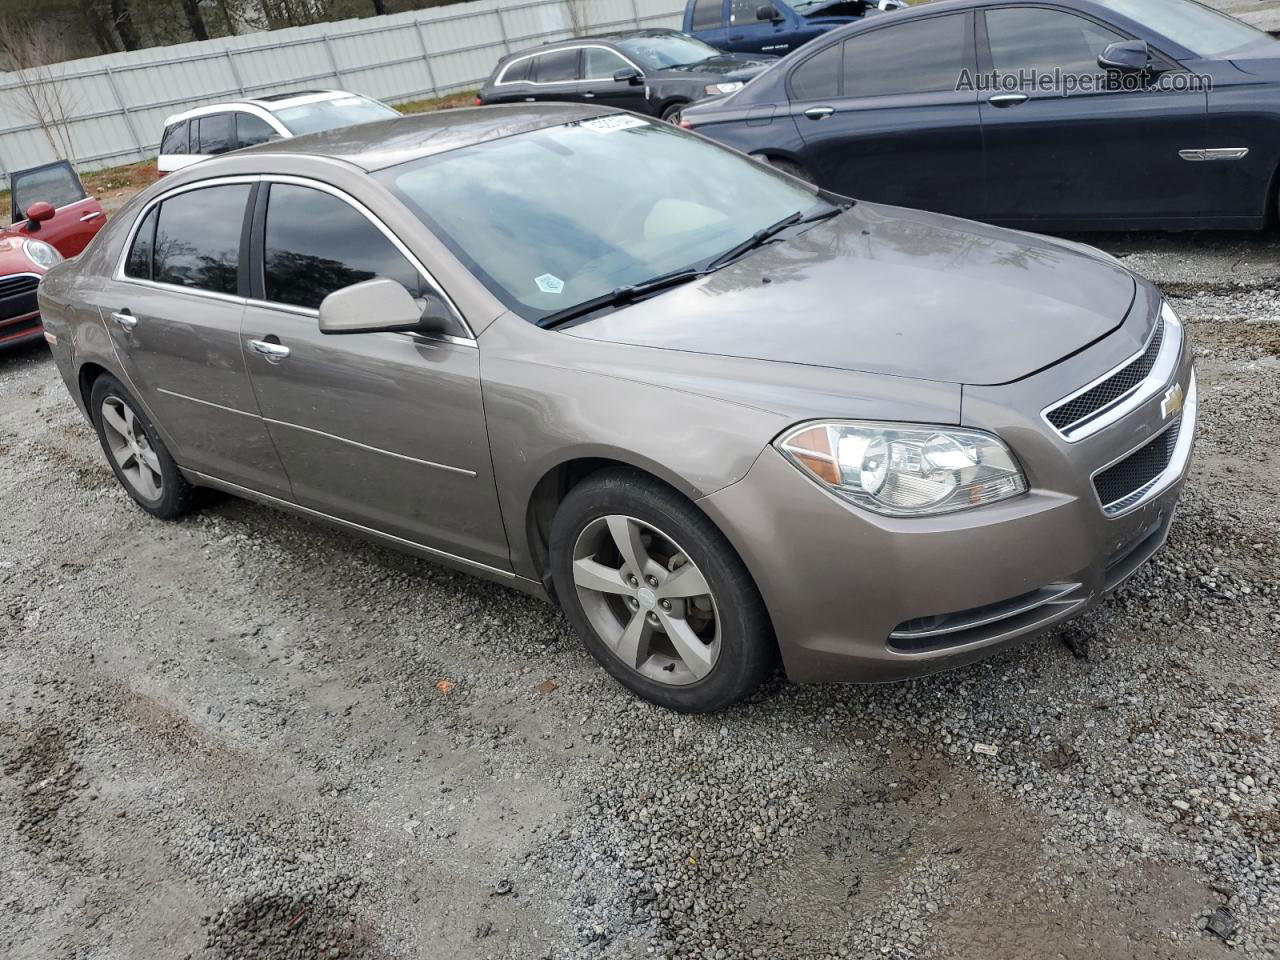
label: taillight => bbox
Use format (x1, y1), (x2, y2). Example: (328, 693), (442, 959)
(474, 96), (484, 106)
(679, 117), (694, 129)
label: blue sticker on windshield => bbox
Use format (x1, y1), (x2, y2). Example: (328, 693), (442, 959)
(535, 274), (565, 295)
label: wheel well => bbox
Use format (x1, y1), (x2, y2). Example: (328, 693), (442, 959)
(1266, 158), (1280, 228)
(77, 362), (110, 412)
(525, 458), (622, 598)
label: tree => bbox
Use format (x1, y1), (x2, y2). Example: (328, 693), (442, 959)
(110, 0), (142, 49)
(0, 13), (81, 165)
(180, 0), (210, 40)
(371, 0), (387, 14)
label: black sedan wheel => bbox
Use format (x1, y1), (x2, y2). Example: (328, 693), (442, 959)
(661, 102), (686, 124)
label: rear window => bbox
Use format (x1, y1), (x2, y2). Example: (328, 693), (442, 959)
(161, 120), (189, 156)
(125, 207), (158, 280)
(533, 49), (580, 83)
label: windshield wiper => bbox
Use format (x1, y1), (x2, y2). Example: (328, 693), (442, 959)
(537, 268), (704, 329)
(705, 203), (843, 272)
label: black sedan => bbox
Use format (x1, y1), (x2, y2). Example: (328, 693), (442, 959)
(681, 0), (1280, 231)
(477, 29), (775, 122)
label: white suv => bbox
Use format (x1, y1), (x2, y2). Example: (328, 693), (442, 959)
(157, 90), (400, 173)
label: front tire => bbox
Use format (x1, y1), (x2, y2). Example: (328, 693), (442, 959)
(90, 373), (194, 519)
(661, 102), (687, 124)
(550, 469), (774, 712)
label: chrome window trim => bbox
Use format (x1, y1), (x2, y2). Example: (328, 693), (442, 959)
(1041, 300), (1182, 443)
(1090, 369), (1197, 518)
(495, 44), (645, 85)
(111, 173), (475, 340)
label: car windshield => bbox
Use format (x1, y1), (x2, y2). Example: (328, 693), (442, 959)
(615, 34), (723, 69)
(1098, 0), (1271, 57)
(376, 116), (824, 323)
(272, 96), (399, 135)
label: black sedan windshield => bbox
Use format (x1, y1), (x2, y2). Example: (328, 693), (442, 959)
(615, 34), (723, 69)
(377, 116), (821, 323)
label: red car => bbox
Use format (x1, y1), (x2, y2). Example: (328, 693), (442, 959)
(2, 161), (106, 349)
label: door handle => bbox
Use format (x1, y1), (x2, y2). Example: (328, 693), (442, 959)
(988, 93), (1029, 108)
(583, 91), (595, 98)
(248, 338), (290, 363)
(79, 211), (104, 223)
(109, 310), (137, 330)
(524, 97), (536, 102)
(729, 34), (745, 40)
(803, 106), (835, 120)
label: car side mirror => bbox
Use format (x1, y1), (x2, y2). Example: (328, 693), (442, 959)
(756, 3), (782, 21)
(24, 201), (55, 230)
(613, 66), (642, 84)
(1098, 39), (1150, 73)
(319, 277), (452, 336)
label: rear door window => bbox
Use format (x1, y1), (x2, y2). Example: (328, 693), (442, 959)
(236, 112), (278, 148)
(196, 113), (233, 155)
(534, 49), (581, 83)
(842, 14), (969, 97)
(501, 57), (532, 83)
(691, 0), (725, 29)
(789, 41), (842, 100)
(125, 207), (159, 280)
(161, 120), (189, 156)
(262, 183), (425, 310)
(153, 184), (251, 294)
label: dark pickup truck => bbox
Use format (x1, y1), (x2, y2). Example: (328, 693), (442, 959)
(682, 0), (905, 55)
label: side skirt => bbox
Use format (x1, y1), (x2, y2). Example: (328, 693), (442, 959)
(182, 468), (549, 600)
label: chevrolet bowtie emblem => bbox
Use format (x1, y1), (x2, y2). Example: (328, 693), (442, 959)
(1161, 382), (1184, 420)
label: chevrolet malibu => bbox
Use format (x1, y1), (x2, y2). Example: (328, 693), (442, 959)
(38, 105), (1196, 712)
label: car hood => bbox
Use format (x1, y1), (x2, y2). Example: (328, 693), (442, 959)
(0, 230), (38, 271)
(655, 54), (776, 80)
(566, 202), (1136, 387)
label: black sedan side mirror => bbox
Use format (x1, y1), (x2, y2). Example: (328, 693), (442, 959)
(1098, 39), (1150, 73)
(756, 3), (782, 21)
(613, 66), (642, 84)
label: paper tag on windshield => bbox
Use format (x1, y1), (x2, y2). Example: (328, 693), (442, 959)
(578, 115), (649, 133)
(535, 274), (565, 295)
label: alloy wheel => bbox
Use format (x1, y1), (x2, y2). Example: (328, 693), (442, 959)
(571, 515), (721, 685)
(100, 395), (163, 501)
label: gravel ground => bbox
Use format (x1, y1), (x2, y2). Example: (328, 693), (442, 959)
(1, 230), (1278, 960)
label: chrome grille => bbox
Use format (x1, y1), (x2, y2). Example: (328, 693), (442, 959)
(1093, 415), (1181, 515)
(1047, 315), (1164, 434)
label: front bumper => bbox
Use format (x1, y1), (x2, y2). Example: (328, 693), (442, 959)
(697, 304), (1196, 684)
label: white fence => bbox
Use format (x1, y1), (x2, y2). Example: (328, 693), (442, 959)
(0, 0), (684, 187)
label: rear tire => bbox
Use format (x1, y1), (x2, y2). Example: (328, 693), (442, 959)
(550, 469), (775, 712)
(90, 373), (195, 520)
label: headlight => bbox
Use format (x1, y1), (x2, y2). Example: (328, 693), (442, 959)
(776, 421), (1028, 517)
(705, 81), (745, 96)
(24, 239), (62, 270)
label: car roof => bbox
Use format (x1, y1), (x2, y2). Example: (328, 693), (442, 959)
(493, 26), (684, 63)
(229, 102), (613, 172)
(161, 90), (362, 127)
